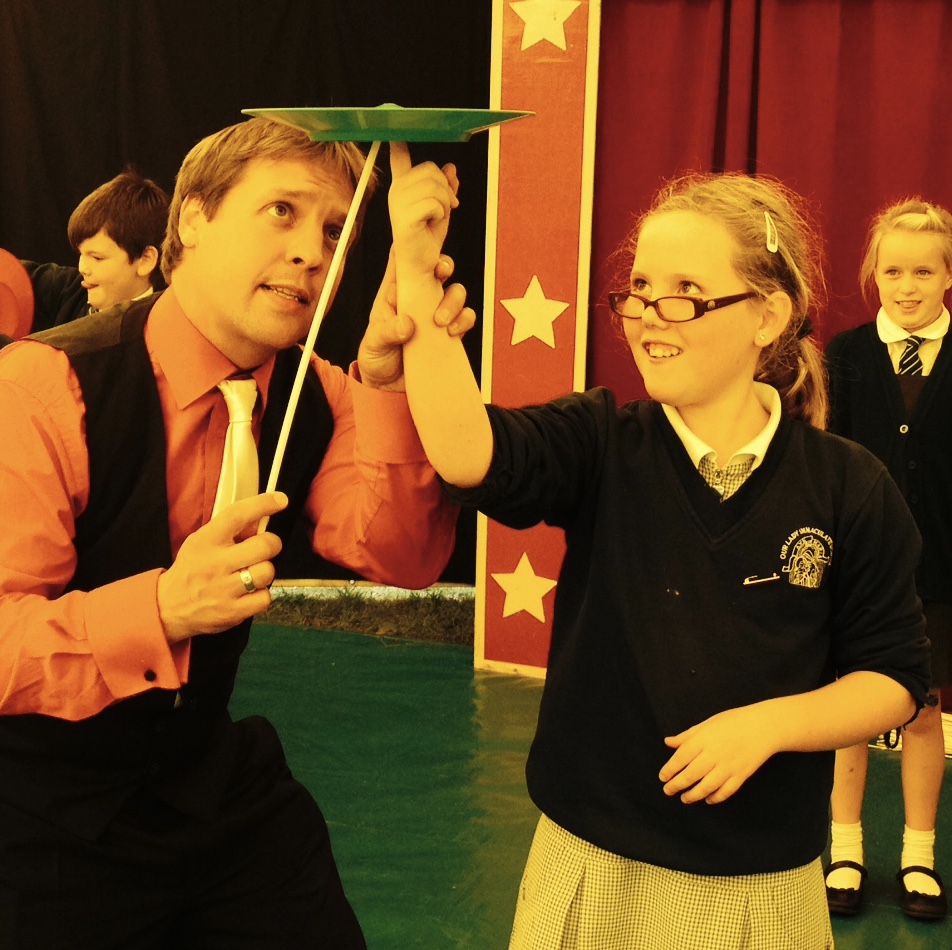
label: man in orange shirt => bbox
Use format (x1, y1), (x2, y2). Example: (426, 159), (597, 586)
(0, 117), (469, 948)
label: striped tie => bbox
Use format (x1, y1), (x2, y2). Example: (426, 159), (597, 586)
(898, 335), (925, 376)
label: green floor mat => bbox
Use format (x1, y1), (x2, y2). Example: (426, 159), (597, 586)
(232, 623), (952, 949)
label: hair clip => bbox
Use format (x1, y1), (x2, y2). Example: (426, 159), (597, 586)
(764, 211), (779, 253)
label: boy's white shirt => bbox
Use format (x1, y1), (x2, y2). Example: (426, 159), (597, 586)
(661, 382), (782, 472)
(88, 286), (154, 316)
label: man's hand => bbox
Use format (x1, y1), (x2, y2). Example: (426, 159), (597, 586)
(157, 492), (288, 644)
(358, 250), (475, 390)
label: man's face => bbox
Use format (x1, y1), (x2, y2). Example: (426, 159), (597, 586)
(77, 230), (153, 311)
(175, 156), (356, 368)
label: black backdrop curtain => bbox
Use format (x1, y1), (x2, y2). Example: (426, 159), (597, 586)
(0, 0), (490, 370)
(0, 0), (490, 582)
(5, 0), (952, 581)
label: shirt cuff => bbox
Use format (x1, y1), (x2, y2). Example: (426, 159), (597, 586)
(85, 569), (187, 699)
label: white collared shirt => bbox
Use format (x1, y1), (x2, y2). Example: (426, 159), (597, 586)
(88, 286), (154, 316)
(876, 307), (948, 376)
(660, 382), (782, 475)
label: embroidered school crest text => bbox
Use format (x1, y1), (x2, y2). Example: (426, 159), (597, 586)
(780, 527), (833, 589)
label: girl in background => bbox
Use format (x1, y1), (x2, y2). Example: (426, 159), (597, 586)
(825, 198), (952, 922)
(389, 148), (931, 948)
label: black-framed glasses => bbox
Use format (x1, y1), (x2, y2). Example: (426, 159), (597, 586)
(607, 291), (758, 323)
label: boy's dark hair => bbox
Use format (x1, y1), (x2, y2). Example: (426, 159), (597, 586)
(67, 169), (171, 289)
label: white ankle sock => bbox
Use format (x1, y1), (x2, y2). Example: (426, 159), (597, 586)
(828, 820), (864, 890)
(901, 826), (940, 896)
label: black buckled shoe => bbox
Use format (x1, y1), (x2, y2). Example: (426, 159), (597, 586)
(898, 866), (948, 921)
(825, 860), (867, 916)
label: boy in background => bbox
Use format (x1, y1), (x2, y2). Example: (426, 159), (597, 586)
(22, 168), (169, 331)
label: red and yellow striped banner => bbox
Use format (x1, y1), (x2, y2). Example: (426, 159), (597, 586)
(477, 0), (600, 674)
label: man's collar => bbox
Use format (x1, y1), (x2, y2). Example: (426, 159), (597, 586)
(145, 287), (273, 409)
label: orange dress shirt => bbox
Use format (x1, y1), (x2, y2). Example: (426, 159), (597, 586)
(0, 289), (457, 720)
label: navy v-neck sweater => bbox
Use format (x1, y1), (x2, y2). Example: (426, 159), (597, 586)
(447, 389), (930, 875)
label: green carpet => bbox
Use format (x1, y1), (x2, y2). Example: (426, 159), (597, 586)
(231, 624), (541, 949)
(825, 749), (952, 950)
(231, 623), (952, 949)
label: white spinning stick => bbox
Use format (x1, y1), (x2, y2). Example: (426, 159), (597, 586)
(258, 139), (382, 532)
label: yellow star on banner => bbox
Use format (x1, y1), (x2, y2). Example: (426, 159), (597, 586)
(500, 275), (569, 347)
(510, 0), (581, 51)
(491, 552), (558, 622)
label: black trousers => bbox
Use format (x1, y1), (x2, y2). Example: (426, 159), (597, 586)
(0, 717), (366, 949)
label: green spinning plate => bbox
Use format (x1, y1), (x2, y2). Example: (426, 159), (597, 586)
(241, 103), (534, 142)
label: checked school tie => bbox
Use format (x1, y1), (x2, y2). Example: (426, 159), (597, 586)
(898, 335), (925, 376)
(698, 454), (754, 501)
(211, 378), (259, 518)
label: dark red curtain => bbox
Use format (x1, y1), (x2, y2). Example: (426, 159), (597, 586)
(590, 0), (952, 401)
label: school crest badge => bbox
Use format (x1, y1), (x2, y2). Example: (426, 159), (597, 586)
(780, 527), (833, 589)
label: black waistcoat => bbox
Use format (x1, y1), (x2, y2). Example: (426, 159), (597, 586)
(0, 295), (334, 838)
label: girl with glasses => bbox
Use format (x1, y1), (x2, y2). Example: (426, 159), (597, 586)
(390, 152), (930, 949)
(824, 198), (952, 922)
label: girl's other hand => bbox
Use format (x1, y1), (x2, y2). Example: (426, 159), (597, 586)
(659, 704), (780, 804)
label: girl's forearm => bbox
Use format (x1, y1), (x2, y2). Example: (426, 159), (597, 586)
(763, 670), (916, 754)
(400, 276), (493, 488)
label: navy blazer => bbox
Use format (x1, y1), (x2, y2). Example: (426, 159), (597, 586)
(826, 322), (952, 603)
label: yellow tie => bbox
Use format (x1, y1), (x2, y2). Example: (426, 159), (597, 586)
(212, 378), (259, 518)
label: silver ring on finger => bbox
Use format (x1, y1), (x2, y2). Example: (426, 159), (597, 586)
(239, 567), (257, 594)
